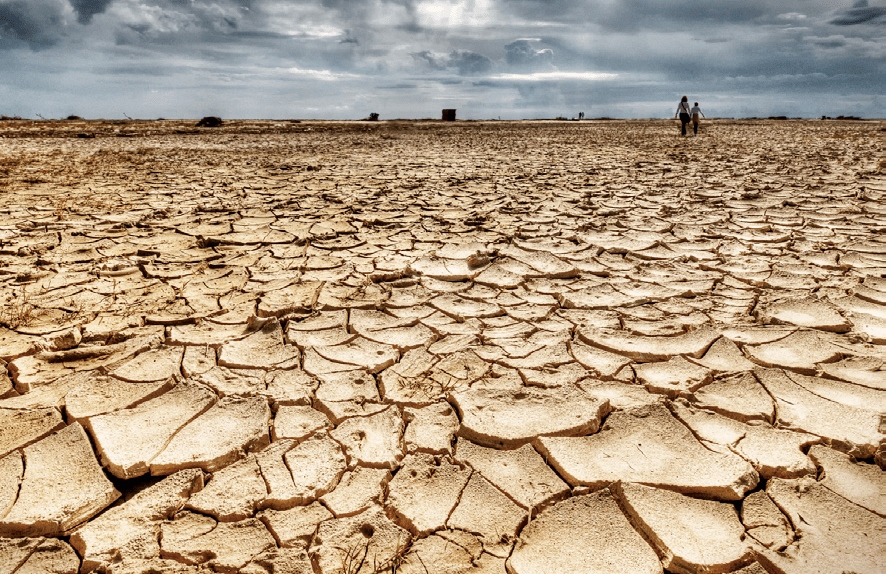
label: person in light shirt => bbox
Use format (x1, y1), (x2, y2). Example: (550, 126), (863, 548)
(675, 96), (691, 136)
(691, 102), (706, 135)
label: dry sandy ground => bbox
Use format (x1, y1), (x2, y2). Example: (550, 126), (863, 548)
(0, 119), (884, 574)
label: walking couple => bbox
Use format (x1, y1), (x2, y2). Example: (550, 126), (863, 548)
(675, 96), (705, 136)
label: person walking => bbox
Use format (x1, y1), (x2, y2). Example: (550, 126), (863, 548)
(691, 102), (705, 135)
(675, 96), (691, 136)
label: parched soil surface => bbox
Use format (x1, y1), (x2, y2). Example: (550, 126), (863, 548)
(0, 119), (884, 574)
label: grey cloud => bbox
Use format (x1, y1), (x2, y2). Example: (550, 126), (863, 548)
(70, 0), (114, 24)
(340, 29), (359, 44)
(106, 0), (366, 49)
(617, 0), (769, 24)
(110, 1), (251, 45)
(318, 0), (424, 33)
(94, 63), (182, 76)
(164, 0), (260, 8)
(412, 49), (493, 75)
(548, 22), (878, 86)
(830, 0), (886, 25)
(811, 36), (848, 49)
(498, 0), (578, 22)
(505, 39), (554, 70)
(412, 50), (447, 70)
(450, 50), (493, 75)
(504, 0), (777, 29)
(379, 83), (416, 89)
(229, 31), (294, 40)
(513, 81), (566, 109)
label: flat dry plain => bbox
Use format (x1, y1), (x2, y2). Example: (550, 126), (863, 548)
(0, 118), (884, 574)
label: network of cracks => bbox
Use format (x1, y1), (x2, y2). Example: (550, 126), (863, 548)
(0, 119), (884, 574)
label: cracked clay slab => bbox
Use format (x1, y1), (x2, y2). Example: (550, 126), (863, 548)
(755, 478), (885, 574)
(614, 481), (752, 574)
(507, 488), (662, 574)
(87, 380), (216, 479)
(149, 395), (271, 475)
(0, 423), (120, 537)
(450, 386), (611, 449)
(534, 403), (759, 500)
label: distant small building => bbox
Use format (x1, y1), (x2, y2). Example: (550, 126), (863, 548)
(442, 109), (456, 121)
(196, 116), (223, 127)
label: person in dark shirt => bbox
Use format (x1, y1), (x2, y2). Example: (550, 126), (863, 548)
(675, 96), (691, 136)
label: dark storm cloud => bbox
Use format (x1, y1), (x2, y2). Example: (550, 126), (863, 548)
(70, 0), (114, 24)
(1, 0), (884, 120)
(830, 0), (886, 25)
(0, 0), (259, 48)
(0, 0), (69, 45)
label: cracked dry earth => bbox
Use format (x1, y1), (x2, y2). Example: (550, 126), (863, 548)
(0, 119), (885, 574)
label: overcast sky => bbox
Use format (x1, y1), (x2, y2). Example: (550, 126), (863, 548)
(1, 0), (884, 119)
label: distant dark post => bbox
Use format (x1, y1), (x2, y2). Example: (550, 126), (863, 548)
(442, 109), (456, 121)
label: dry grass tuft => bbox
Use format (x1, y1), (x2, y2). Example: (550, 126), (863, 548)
(0, 292), (37, 329)
(336, 542), (370, 574)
